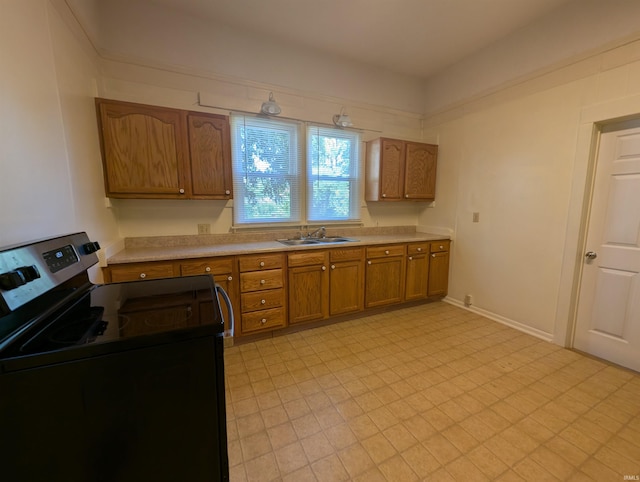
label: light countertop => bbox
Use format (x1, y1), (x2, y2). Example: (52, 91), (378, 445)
(107, 232), (450, 265)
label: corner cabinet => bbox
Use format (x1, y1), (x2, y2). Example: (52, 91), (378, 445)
(95, 98), (233, 200)
(365, 138), (438, 201)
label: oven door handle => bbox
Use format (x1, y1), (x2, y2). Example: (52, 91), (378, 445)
(215, 284), (234, 338)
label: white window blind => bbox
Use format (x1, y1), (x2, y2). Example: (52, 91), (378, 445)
(306, 125), (360, 222)
(231, 115), (303, 225)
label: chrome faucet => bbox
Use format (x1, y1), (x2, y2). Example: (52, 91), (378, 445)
(307, 226), (326, 239)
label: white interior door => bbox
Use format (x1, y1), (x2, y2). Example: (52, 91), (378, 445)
(573, 122), (640, 372)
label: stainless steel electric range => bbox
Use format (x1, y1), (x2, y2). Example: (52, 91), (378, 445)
(0, 232), (229, 482)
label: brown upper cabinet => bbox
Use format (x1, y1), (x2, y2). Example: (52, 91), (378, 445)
(95, 98), (233, 200)
(365, 138), (438, 201)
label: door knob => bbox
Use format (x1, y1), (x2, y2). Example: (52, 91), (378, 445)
(585, 251), (597, 260)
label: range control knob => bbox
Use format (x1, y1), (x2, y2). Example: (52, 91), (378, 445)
(0, 265), (40, 290)
(80, 241), (101, 254)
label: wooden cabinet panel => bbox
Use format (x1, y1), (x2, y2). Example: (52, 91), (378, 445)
(366, 137), (438, 201)
(288, 262), (329, 324)
(365, 247), (405, 308)
(241, 308), (286, 333)
(118, 292), (196, 336)
(239, 253), (284, 272)
(240, 269), (284, 292)
(187, 113), (232, 199)
(405, 253), (429, 301)
(241, 289), (284, 313)
(404, 142), (437, 200)
(330, 259), (364, 316)
(288, 250), (328, 268)
(428, 242), (450, 297)
(109, 262), (176, 282)
(96, 99), (188, 198)
(180, 257), (234, 276)
(96, 99), (232, 200)
(330, 247), (364, 262)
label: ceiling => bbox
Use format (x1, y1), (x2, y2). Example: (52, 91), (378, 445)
(145, 0), (574, 80)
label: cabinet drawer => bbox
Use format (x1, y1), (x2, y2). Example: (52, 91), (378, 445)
(240, 269), (283, 292)
(241, 307), (286, 333)
(241, 288), (284, 313)
(239, 253), (284, 272)
(288, 251), (328, 267)
(366, 245), (405, 258)
(430, 241), (450, 253)
(181, 257), (234, 276)
(109, 262), (176, 282)
(407, 243), (429, 256)
(330, 247), (364, 262)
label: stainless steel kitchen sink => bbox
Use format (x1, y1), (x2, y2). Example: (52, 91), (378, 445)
(276, 237), (358, 246)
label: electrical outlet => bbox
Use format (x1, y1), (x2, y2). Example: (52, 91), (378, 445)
(472, 212), (480, 223)
(197, 223), (211, 235)
(464, 294), (472, 306)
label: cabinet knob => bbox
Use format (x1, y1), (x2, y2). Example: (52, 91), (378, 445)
(385, 250), (389, 255)
(417, 248), (422, 252)
(439, 245), (444, 250)
(322, 266), (326, 271)
(367, 260), (372, 265)
(227, 276), (233, 281)
(405, 194), (409, 198)
(260, 279), (266, 285)
(261, 299), (266, 305)
(432, 254), (436, 258)
(205, 266), (211, 272)
(261, 318), (267, 324)
(179, 188), (185, 194)
(259, 261), (265, 267)
(331, 264), (335, 270)
(225, 190), (231, 195)
(409, 256), (413, 261)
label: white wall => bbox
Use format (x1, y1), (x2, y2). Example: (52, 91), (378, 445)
(420, 38), (640, 340)
(0, 0), (119, 278)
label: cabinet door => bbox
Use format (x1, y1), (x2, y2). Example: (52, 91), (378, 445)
(365, 256), (405, 308)
(405, 254), (429, 301)
(96, 99), (189, 198)
(288, 264), (329, 324)
(329, 259), (364, 316)
(187, 113), (233, 199)
(428, 251), (450, 297)
(404, 142), (437, 200)
(379, 138), (406, 200)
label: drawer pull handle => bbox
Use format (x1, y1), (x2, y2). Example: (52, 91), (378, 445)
(227, 276), (233, 281)
(331, 265), (335, 270)
(432, 254), (436, 258)
(382, 193), (386, 198)
(261, 318), (267, 324)
(439, 245), (444, 250)
(179, 188), (185, 194)
(385, 250), (390, 255)
(409, 256), (413, 261)
(259, 261), (265, 267)
(405, 194), (409, 198)
(417, 248), (422, 252)
(139, 273), (146, 279)
(261, 299), (266, 305)
(322, 266), (326, 271)
(260, 279), (266, 285)
(205, 266), (211, 272)
(367, 261), (372, 265)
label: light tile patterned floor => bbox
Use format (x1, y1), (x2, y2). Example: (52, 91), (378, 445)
(223, 302), (640, 481)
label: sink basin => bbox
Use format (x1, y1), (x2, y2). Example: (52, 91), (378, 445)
(277, 239), (320, 246)
(315, 237), (359, 243)
(277, 237), (358, 246)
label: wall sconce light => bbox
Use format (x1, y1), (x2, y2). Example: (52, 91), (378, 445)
(260, 92), (281, 115)
(332, 107), (353, 128)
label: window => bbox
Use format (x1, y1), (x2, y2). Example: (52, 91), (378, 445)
(307, 126), (360, 222)
(231, 115), (360, 226)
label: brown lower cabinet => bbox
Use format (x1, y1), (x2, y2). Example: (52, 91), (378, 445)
(104, 239), (449, 338)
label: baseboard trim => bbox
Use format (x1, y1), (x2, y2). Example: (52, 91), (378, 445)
(444, 297), (554, 343)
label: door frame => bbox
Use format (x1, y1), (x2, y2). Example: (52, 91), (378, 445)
(554, 96), (640, 349)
